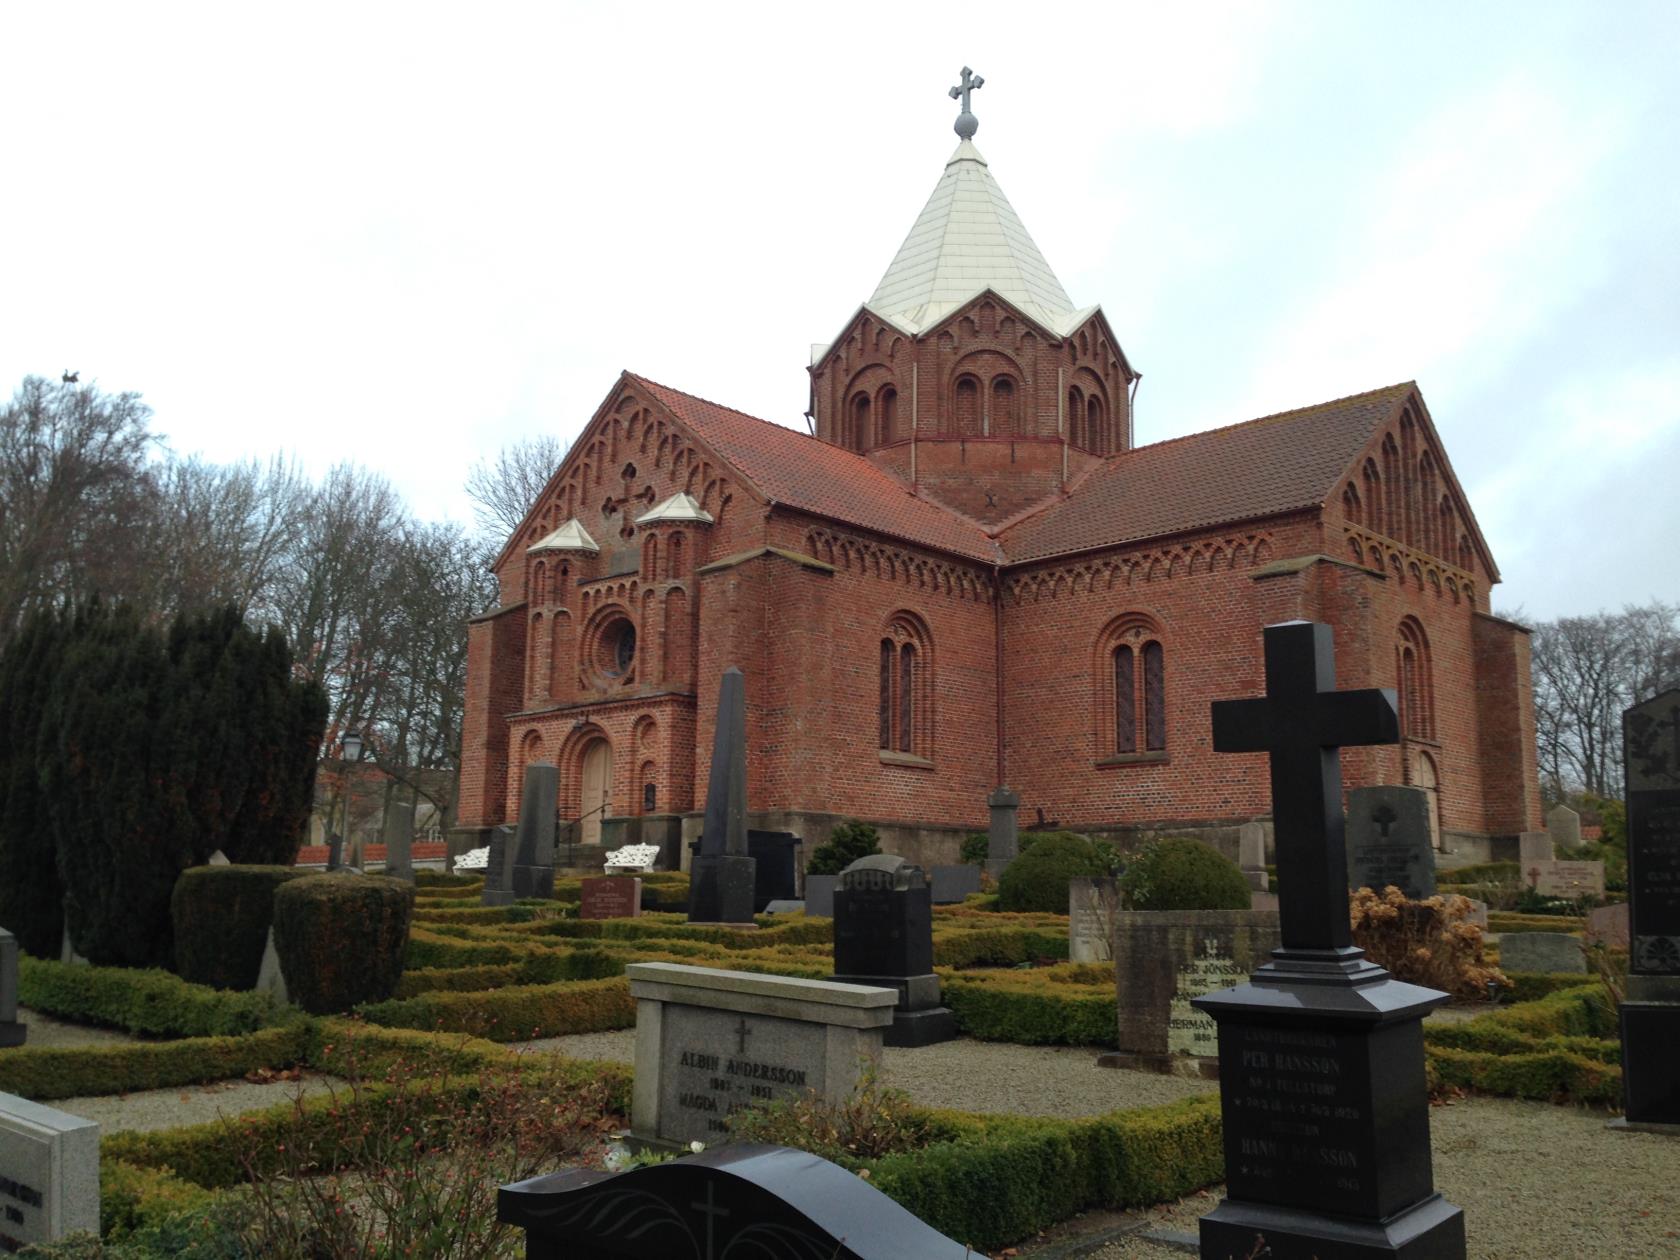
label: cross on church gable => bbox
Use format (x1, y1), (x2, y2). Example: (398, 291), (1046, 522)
(1212, 620), (1399, 954)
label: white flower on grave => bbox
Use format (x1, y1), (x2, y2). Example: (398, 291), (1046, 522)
(603, 1143), (633, 1172)
(689, 1140), (705, 1154)
(455, 846), (490, 870)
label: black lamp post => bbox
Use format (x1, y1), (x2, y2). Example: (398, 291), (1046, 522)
(341, 730), (364, 868)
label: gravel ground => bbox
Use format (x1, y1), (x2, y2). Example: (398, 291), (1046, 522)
(15, 1007), (143, 1048)
(50, 1073), (342, 1134)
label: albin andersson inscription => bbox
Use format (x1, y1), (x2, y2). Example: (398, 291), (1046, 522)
(673, 1036), (812, 1134)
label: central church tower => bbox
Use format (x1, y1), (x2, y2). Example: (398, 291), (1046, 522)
(808, 68), (1137, 526)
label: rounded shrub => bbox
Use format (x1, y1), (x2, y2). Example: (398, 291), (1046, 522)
(272, 874), (414, 1014)
(806, 820), (882, 876)
(996, 832), (1112, 913)
(1118, 837), (1251, 911)
(172, 864), (307, 989)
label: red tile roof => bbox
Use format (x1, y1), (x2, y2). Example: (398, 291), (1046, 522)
(998, 383), (1416, 563)
(631, 374), (1413, 570)
(630, 375), (1003, 563)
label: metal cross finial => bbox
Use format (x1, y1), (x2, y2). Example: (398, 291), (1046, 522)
(949, 65), (984, 139)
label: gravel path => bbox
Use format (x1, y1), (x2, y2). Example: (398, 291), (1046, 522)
(50, 1073), (342, 1134)
(16, 1007), (143, 1048)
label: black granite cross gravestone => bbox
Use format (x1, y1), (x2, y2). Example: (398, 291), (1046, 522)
(1194, 621), (1464, 1260)
(1211, 620), (1399, 957)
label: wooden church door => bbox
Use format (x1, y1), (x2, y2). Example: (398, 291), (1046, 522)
(580, 740), (613, 847)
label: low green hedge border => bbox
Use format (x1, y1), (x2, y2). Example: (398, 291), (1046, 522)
(18, 957), (281, 1037)
(0, 1024), (309, 1101)
(357, 975), (637, 1040)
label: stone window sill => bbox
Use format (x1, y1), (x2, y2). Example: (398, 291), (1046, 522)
(1096, 751), (1169, 768)
(879, 750), (935, 770)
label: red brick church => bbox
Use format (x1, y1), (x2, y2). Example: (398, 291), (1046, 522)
(455, 87), (1541, 868)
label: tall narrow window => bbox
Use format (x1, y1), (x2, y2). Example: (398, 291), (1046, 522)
(954, 376), (981, 435)
(898, 645), (915, 752)
(879, 386), (899, 443)
(1143, 641), (1166, 751)
(879, 639), (894, 749)
(1087, 395), (1104, 453)
(1396, 618), (1434, 742)
(1114, 646), (1136, 752)
(850, 393), (871, 450)
(991, 377), (1016, 436)
(1068, 387), (1084, 447)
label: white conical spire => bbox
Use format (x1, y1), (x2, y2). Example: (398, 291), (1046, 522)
(865, 139), (1081, 335)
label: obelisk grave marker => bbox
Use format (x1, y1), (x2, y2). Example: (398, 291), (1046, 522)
(688, 667), (757, 926)
(1195, 620), (1464, 1259)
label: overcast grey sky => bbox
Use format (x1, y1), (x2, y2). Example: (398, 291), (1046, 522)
(4, 1), (1676, 619)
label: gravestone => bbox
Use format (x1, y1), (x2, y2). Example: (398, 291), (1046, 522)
(1586, 902), (1630, 951)
(1098, 910), (1280, 1075)
(1345, 785), (1437, 898)
(253, 926), (288, 1006)
(762, 899), (805, 915)
(803, 874), (837, 919)
(480, 825), (517, 907)
(325, 830), (344, 872)
(832, 856), (957, 1046)
(748, 830), (799, 912)
(1518, 830), (1554, 864)
(1618, 687), (1680, 1128)
(0, 1093), (98, 1250)
(626, 962), (896, 1149)
(1529, 859), (1605, 899)
(1195, 620), (1464, 1259)
(1499, 931), (1586, 974)
(985, 785), (1020, 878)
(0, 929), (24, 1048)
(206, 849), (230, 866)
(382, 800), (414, 881)
(688, 668), (757, 926)
(1238, 819), (1268, 891)
(499, 1143), (977, 1260)
(580, 876), (642, 920)
(929, 864), (982, 904)
(1068, 876), (1120, 963)
(1547, 803), (1582, 850)
(509, 763), (558, 900)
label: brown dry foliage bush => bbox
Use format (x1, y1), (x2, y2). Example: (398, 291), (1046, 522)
(1349, 887), (1505, 999)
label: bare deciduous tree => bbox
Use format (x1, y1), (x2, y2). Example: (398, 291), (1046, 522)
(464, 434), (570, 540)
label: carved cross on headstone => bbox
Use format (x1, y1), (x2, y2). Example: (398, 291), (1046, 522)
(1372, 803), (1398, 840)
(1212, 621), (1399, 953)
(733, 1016), (753, 1055)
(690, 1181), (732, 1260)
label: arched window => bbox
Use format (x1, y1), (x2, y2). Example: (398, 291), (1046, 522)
(849, 393), (871, 450)
(557, 564), (571, 608)
(1419, 455), (1439, 554)
(1396, 617), (1435, 742)
(878, 614), (932, 760)
(1381, 435), (1401, 538)
(641, 533), (659, 579)
(878, 385), (899, 444)
(1067, 386), (1084, 447)
(1362, 459), (1382, 534)
(954, 376), (981, 435)
(1097, 614), (1167, 758)
(666, 533), (684, 580)
(1343, 482), (1363, 526)
(991, 376), (1016, 436)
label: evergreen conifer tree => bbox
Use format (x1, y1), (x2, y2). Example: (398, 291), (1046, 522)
(0, 606), (70, 955)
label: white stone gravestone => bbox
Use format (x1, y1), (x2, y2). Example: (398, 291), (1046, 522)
(1068, 877), (1120, 963)
(1238, 819), (1269, 891)
(1547, 804), (1582, 850)
(0, 1093), (98, 1250)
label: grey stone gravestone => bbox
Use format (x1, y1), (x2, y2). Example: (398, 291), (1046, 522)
(832, 856), (957, 1047)
(207, 849), (230, 866)
(985, 785), (1020, 879)
(1499, 931), (1586, 974)
(0, 928), (24, 1047)
(1238, 819), (1268, 891)
(480, 825), (516, 906)
(762, 899), (805, 915)
(1519, 830), (1554, 864)
(1531, 859), (1605, 899)
(688, 668), (756, 926)
(1617, 687), (1680, 1127)
(509, 764), (558, 900)
(929, 864), (982, 904)
(254, 926), (288, 1007)
(1345, 785), (1437, 898)
(1586, 902), (1630, 951)
(625, 962), (895, 1149)
(0, 1093), (98, 1249)
(1099, 910), (1280, 1074)
(325, 830), (344, 872)
(499, 1143), (977, 1260)
(802, 874), (837, 919)
(1547, 803), (1582, 850)
(1197, 620), (1464, 1259)
(1068, 876), (1120, 963)
(383, 800), (415, 881)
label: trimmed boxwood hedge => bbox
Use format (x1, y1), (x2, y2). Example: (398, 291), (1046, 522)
(358, 974), (637, 1040)
(171, 864), (305, 989)
(0, 1024), (308, 1101)
(272, 873), (414, 1014)
(18, 956), (280, 1037)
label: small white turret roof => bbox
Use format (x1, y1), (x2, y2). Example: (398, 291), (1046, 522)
(865, 140), (1084, 337)
(635, 491), (714, 526)
(528, 518), (599, 553)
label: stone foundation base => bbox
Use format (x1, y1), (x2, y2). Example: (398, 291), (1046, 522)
(1095, 1051), (1219, 1080)
(1201, 1192), (1464, 1259)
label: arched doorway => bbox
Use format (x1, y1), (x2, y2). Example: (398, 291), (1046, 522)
(1415, 751), (1442, 851)
(579, 739), (613, 847)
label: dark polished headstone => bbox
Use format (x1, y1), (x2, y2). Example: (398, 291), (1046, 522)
(0, 926), (26, 1047)
(930, 864), (982, 904)
(689, 667), (757, 925)
(508, 763), (558, 900)
(1197, 621), (1464, 1259)
(325, 831), (343, 872)
(749, 830), (799, 912)
(1346, 786), (1436, 899)
(1619, 687), (1680, 1127)
(499, 1143), (978, 1259)
(985, 785), (1020, 879)
(803, 873), (838, 918)
(480, 825), (516, 907)
(832, 855), (956, 1047)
